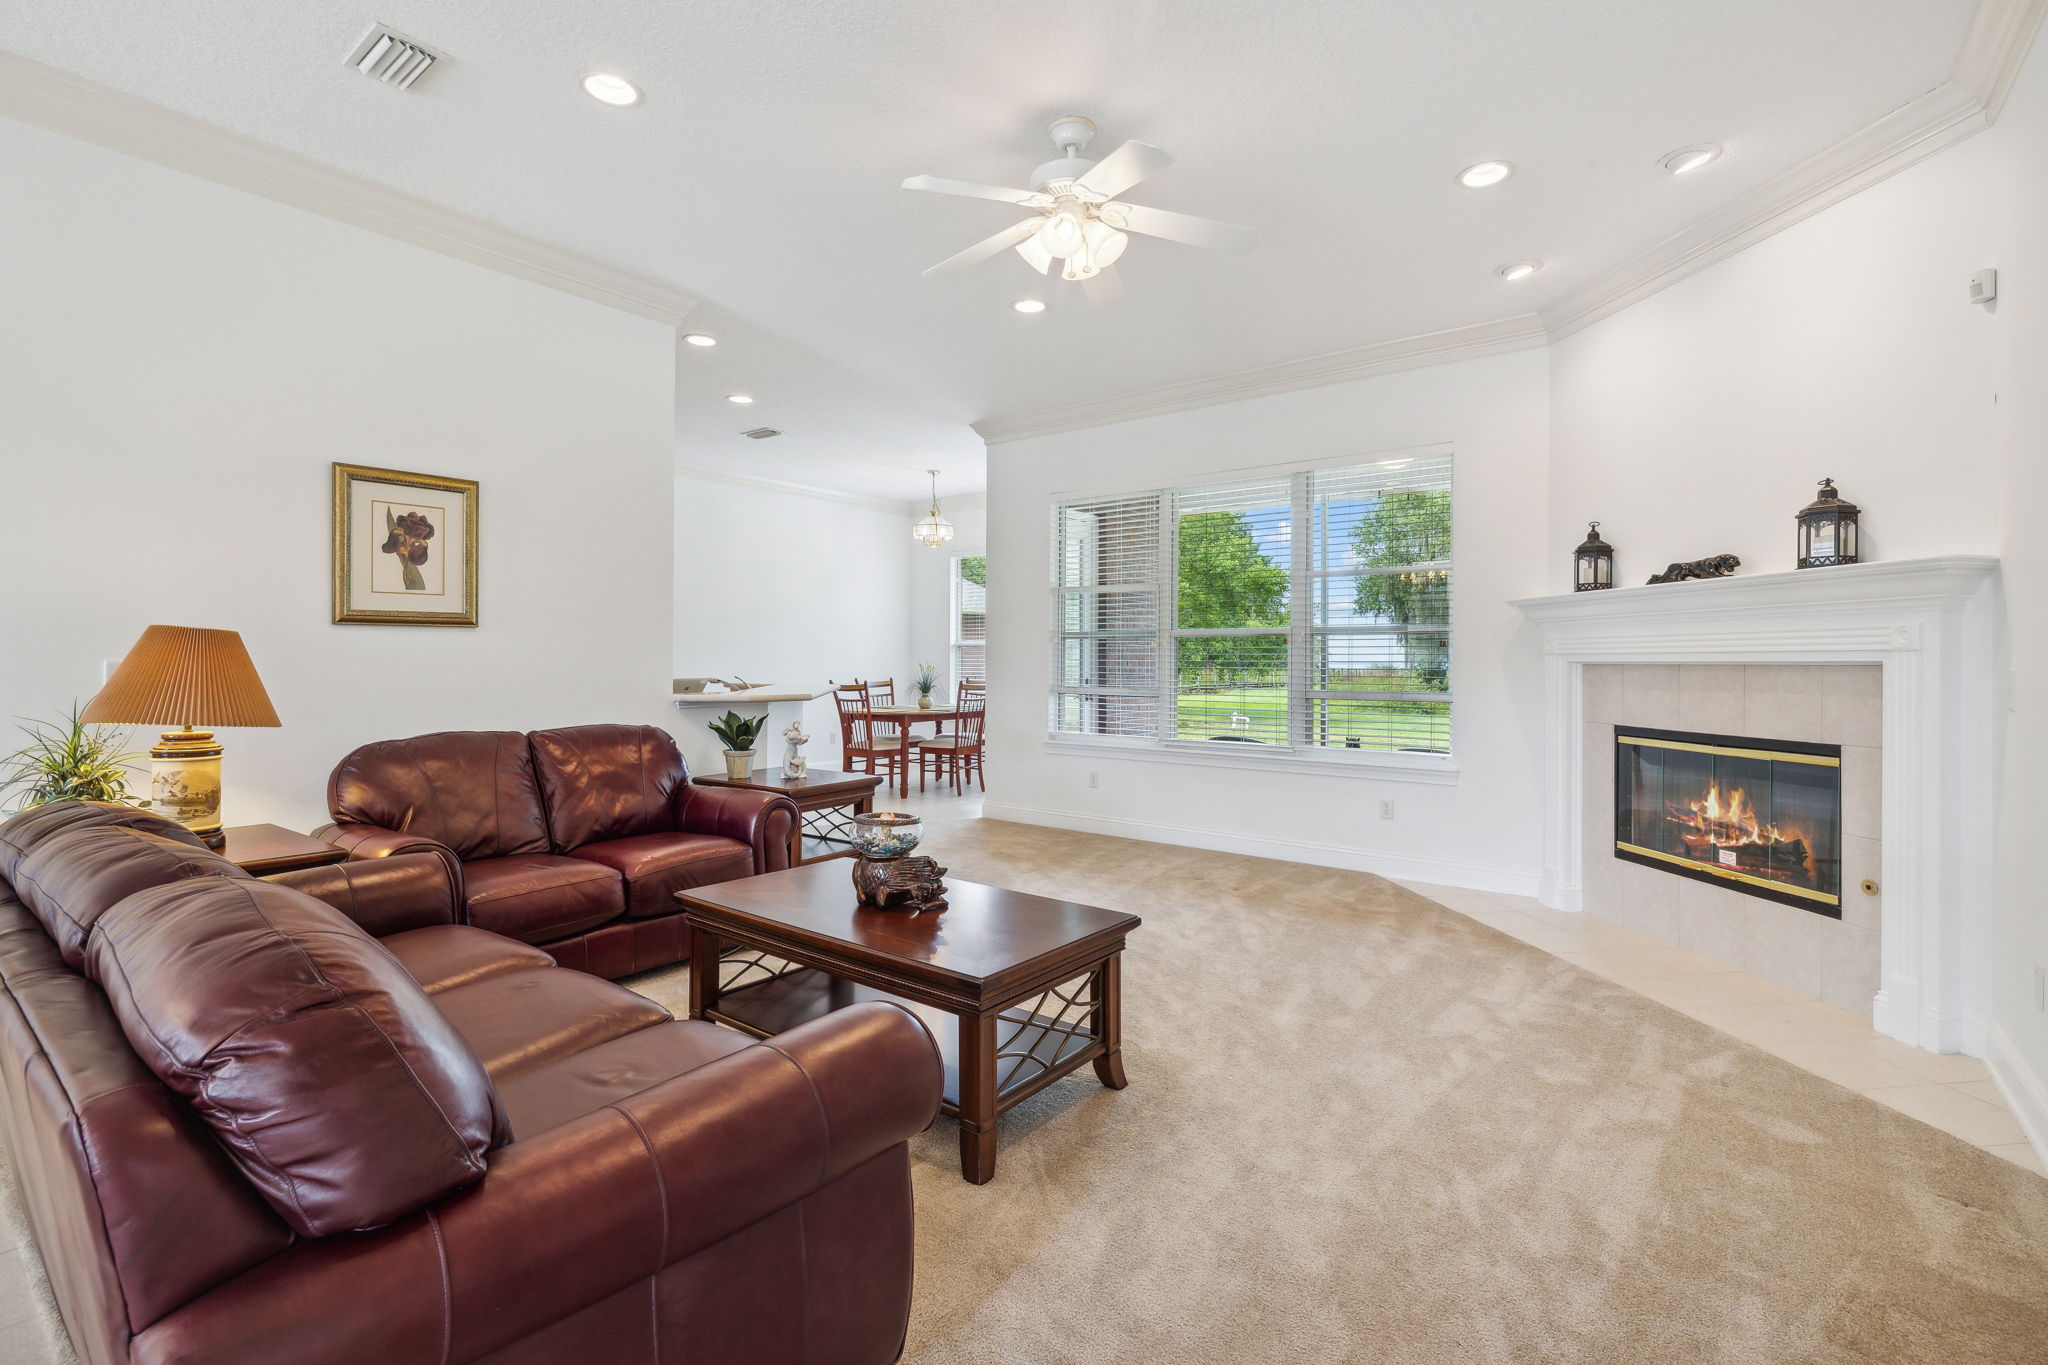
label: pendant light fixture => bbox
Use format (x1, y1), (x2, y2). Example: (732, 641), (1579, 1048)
(913, 469), (955, 548)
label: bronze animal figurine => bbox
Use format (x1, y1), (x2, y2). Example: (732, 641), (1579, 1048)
(852, 854), (950, 912)
(1646, 553), (1740, 585)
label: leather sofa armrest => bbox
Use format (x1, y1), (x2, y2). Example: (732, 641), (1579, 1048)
(265, 852), (461, 937)
(315, 823), (465, 907)
(672, 784), (800, 873)
(129, 1003), (941, 1365)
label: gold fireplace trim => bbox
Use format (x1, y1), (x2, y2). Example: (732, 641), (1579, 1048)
(1614, 840), (1842, 906)
(1615, 734), (1840, 768)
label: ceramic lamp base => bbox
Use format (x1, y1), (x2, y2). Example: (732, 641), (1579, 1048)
(149, 728), (225, 848)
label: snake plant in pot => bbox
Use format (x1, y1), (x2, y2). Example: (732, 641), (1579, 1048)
(707, 710), (769, 781)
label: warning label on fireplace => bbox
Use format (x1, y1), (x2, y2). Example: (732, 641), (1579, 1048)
(1718, 849), (1739, 866)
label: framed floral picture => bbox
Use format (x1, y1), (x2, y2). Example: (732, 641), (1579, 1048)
(331, 463), (479, 626)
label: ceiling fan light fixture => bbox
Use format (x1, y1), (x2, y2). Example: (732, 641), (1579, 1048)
(1457, 160), (1514, 189)
(1495, 259), (1543, 281)
(1038, 201), (1088, 258)
(1660, 144), (1723, 175)
(1083, 218), (1129, 270)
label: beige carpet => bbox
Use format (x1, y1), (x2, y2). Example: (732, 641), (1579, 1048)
(640, 819), (2048, 1365)
(5, 818), (2046, 1363)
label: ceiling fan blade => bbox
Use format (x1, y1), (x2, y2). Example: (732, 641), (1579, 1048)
(1100, 202), (1259, 255)
(903, 174), (1052, 209)
(1075, 141), (1172, 201)
(923, 217), (1046, 277)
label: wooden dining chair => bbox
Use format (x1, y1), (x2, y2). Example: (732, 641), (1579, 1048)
(832, 682), (911, 785)
(918, 689), (986, 794)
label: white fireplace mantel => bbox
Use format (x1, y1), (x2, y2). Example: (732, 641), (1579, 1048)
(1511, 556), (2000, 1053)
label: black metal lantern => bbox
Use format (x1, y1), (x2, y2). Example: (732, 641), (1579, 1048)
(1795, 478), (1860, 569)
(1573, 521), (1614, 591)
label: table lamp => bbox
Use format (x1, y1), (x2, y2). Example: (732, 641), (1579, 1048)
(81, 625), (280, 848)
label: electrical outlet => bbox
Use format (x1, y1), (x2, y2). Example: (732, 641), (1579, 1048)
(1087, 771), (1100, 789)
(1379, 799), (1395, 820)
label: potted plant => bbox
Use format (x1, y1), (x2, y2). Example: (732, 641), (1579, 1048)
(0, 703), (149, 817)
(707, 710), (769, 781)
(914, 662), (939, 710)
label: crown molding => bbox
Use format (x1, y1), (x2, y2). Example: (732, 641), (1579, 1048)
(1955, 0), (2048, 120)
(975, 0), (2045, 446)
(0, 50), (697, 327)
(673, 460), (905, 511)
(973, 313), (1548, 444)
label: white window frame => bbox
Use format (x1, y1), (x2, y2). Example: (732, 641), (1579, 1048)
(950, 552), (987, 690)
(1044, 445), (1459, 785)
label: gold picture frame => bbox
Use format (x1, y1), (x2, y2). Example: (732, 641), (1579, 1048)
(332, 463), (479, 626)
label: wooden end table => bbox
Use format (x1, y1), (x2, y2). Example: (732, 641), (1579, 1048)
(675, 862), (1141, 1184)
(219, 824), (349, 876)
(692, 767), (884, 865)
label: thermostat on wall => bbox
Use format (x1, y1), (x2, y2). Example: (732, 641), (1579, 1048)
(1969, 268), (1998, 305)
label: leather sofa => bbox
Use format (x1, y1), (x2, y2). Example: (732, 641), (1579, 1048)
(320, 724), (799, 978)
(0, 799), (941, 1365)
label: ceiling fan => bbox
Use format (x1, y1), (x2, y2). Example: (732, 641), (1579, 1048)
(903, 115), (1259, 284)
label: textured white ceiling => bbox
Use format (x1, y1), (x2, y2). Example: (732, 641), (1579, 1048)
(0, 1), (1979, 496)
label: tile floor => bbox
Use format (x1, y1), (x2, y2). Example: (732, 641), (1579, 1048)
(1397, 880), (2045, 1175)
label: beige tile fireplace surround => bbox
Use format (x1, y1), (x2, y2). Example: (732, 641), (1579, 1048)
(1581, 663), (1880, 1014)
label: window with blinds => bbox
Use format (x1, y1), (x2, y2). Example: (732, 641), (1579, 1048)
(952, 555), (987, 683)
(1050, 452), (1452, 757)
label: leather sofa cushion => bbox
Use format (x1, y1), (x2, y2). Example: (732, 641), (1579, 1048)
(492, 1019), (753, 1139)
(530, 724), (690, 850)
(13, 823), (249, 967)
(383, 924), (558, 995)
(0, 799), (206, 883)
(431, 962), (671, 1081)
(463, 854), (623, 943)
(329, 730), (550, 861)
(86, 877), (509, 1238)
(567, 832), (754, 918)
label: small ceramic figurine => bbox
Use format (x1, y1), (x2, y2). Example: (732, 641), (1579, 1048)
(782, 720), (809, 779)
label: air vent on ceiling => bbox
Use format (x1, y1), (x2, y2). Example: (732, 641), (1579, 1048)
(741, 427), (783, 440)
(346, 24), (444, 89)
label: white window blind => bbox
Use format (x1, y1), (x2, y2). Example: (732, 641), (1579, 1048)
(952, 555), (987, 683)
(1050, 493), (1164, 739)
(1049, 453), (1452, 757)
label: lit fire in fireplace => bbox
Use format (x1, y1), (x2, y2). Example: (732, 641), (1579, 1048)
(1666, 782), (1816, 886)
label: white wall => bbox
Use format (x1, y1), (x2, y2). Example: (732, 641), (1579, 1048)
(1548, 128), (2002, 589)
(0, 117), (678, 833)
(908, 492), (987, 699)
(671, 471), (913, 761)
(984, 349), (1551, 891)
(1983, 34), (2048, 1165)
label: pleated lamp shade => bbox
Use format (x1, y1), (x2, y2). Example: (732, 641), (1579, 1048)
(82, 626), (281, 729)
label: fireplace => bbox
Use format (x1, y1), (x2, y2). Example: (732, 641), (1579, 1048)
(1613, 726), (1842, 917)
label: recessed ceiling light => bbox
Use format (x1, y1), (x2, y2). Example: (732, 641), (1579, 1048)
(726, 394), (754, 404)
(1660, 144), (1723, 175)
(1495, 260), (1543, 281)
(581, 73), (641, 107)
(1012, 298), (1047, 314)
(1456, 161), (1513, 189)
(683, 333), (717, 347)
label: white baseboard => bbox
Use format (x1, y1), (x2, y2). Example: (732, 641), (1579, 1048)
(979, 801), (1542, 897)
(1982, 1018), (2048, 1168)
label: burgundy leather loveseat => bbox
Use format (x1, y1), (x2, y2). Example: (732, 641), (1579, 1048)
(320, 724), (798, 977)
(0, 800), (940, 1365)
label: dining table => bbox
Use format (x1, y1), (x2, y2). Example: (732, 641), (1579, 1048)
(868, 703), (965, 798)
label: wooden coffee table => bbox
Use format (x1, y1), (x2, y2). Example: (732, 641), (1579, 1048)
(692, 766), (883, 865)
(675, 862), (1141, 1184)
